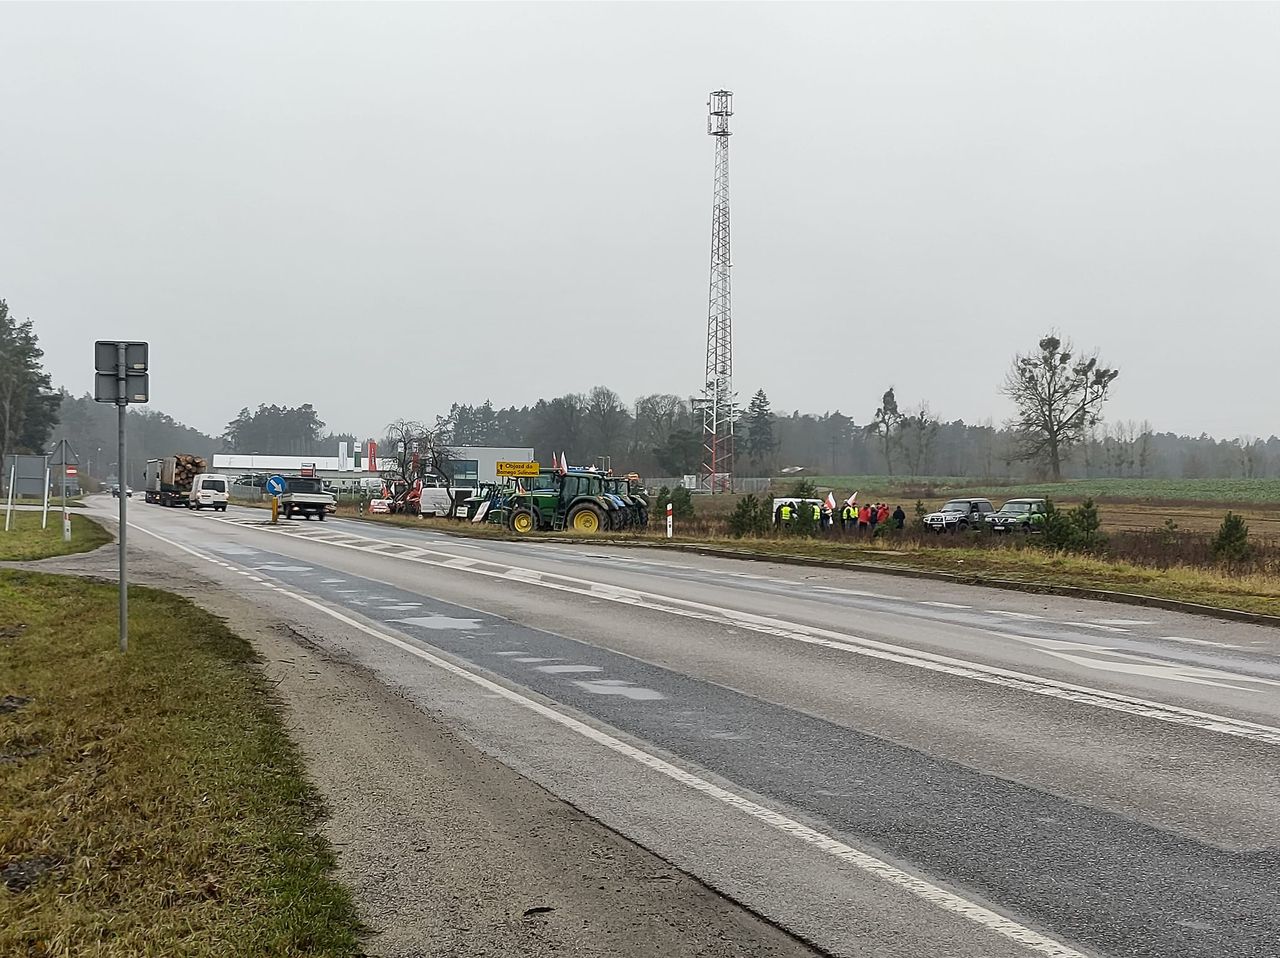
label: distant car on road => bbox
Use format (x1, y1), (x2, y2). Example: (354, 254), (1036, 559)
(110, 484), (133, 498)
(986, 498), (1047, 533)
(922, 498), (994, 532)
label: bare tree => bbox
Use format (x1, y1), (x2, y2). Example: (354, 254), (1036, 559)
(1003, 333), (1118, 481)
(383, 418), (458, 490)
(898, 402), (940, 477)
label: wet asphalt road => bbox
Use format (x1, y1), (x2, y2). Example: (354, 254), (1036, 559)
(97, 501), (1280, 958)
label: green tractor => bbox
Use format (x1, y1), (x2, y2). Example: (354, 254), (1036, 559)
(602, 475), (649, 530)
(492, 470), (622, 535)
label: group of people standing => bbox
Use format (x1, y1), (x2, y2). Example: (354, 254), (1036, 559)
(775, 497), (907, 534)
(838, 501), (904, 533)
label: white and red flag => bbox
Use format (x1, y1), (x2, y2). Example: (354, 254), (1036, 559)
(558, 452), (569, 476)
(825, 492), (837, 510)
(845, 491), (859, 507)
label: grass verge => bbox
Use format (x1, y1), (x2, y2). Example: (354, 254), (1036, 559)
(0, 571), (363, 957)
(0, 511), (112, 561)
(681, 536), (1280, 617)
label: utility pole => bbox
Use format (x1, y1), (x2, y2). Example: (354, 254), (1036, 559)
(700, 90), (735, 494)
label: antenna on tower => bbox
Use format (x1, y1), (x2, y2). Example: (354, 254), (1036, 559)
(699, 90), (735, 494)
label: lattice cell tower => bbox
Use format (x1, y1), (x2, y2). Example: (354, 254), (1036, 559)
(700, 90), (735, 494)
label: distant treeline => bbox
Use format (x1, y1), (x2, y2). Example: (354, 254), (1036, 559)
(44, 388), (1280, 487)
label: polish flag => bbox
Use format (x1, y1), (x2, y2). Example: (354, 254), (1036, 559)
(550, 452), (559, 472)
(558, 452), (569, 476)
(845, 491), (858, 507)
(825, 492), (837, 511)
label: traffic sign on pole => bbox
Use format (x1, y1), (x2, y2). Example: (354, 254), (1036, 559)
(93, 340), (149, 654)
(496, 461), (540, 478)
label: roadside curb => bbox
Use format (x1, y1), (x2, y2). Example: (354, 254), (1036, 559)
(331, 513), (1280, 629)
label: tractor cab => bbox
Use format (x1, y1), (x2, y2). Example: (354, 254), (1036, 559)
(497, 469), (619, 534)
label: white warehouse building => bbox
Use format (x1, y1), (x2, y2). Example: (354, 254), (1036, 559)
(210, 445), (534, 491)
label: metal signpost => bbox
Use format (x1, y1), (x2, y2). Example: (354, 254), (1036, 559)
(94, 341), (149, 653)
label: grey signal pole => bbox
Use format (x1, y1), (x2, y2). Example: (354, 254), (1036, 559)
(117, 343), (128, 652)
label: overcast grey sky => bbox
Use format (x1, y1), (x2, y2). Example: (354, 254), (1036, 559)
(3, 2), (1278, 440)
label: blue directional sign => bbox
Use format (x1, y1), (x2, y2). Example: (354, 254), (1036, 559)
(265, 475), (286, 496)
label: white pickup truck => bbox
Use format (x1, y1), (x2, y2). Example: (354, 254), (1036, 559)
(281, 477), (332, 521)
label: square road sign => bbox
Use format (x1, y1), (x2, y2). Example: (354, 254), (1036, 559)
(95, 341), (148, 374)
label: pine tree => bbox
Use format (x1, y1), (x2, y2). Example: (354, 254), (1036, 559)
(743, 389), (776, 473)
(0, 301), (60, 464)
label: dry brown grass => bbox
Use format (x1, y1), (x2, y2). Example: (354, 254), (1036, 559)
(0, 572), (363, 957)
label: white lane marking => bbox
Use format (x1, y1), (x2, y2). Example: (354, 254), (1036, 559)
(128, 521), (1094, 958)
(255, 563), (312, 573)
(492, 650), (528, 656)
(536, 664), (604, 674)
(1092, 619), (1156, 626)
(335, 589), (361, 594)
(988, 610), (1043, 620)
(321, 578), (345, 584)
(514, 657), (558, 663)
(202, 516), (1280, 747)
(1038, 650), (1280, 692)
(445, 557), (478, 568)
(1070, 623), (1131, 634)
(813, 586), (897, 599)
(381, 604), (422, 611)
(574, 679), (666, 701)
(393, 615), (484, 631)
(1161, 636), (1242, 649)
(922, 601), (972, 610)
(506, 569), (543, 581)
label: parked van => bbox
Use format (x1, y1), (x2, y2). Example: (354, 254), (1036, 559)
(188, 474), (230, 511)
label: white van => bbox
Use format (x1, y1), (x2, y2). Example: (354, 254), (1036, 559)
(188, 474), (230, 511)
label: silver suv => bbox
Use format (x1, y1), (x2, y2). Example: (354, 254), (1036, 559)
(923, 498), (994, 532)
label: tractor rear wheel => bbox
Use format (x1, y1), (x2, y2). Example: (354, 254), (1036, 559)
(567, 504), (604, 533)
(509, 508), (538, 535)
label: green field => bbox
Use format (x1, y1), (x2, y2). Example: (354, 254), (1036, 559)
(0, 571), (363, 957)
(0, 511), (111, 561)
(804, 475), (1280, 505)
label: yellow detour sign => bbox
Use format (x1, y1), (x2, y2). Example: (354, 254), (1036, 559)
(496, 461), (540, 478)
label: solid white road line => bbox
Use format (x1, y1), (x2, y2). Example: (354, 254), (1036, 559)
(223, 518), (1280, 747)
(128, 521), (1092, 958)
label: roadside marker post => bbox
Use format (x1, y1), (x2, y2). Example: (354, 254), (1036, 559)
(4, 462), (14, 531)
(94, 340), (149, 653)
(41, 461), (50, 529)
(666, 501), (673, 539)
(265, 475), (286, 525)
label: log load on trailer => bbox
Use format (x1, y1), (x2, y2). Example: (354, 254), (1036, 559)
(149, 454), (207, 506)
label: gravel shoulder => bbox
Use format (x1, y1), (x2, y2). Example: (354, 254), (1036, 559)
(22, 539), (820, 958)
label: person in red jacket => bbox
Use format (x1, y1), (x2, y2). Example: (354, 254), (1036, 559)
(858, 504), (871, 532)
(877, 503), (890, 525)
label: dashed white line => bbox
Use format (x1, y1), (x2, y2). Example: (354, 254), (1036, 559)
(199, 515), (1280, 746)
(988, 610), (1043, 620)
(922, 601), (972, 610)
(1161, 636), (1242, 649)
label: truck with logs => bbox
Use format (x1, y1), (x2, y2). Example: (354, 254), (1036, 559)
(144, 454), (207, 507)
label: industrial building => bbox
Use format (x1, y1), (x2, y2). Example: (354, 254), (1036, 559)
(210, 446), (534, 491)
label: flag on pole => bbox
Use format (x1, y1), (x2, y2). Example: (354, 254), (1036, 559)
(515, 478), (525, 495)
(558, 452), (569, 476)
(845, 491), (858, 507)
(550, 452), (559, 472)
(825, 492), (837, 511)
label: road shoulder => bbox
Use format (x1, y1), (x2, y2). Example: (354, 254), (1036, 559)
(27, 539), (820, 958)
